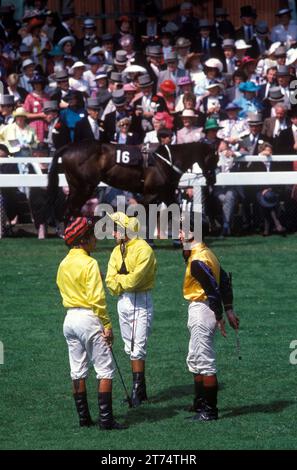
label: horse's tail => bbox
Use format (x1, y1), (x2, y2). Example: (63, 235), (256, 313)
(46, 146), (66, 206)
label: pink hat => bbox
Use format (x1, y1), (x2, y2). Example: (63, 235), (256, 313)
(177, 76), (194, 87)
(123, 82), (137, 92)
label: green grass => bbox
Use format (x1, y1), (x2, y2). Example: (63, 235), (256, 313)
(0, 235), (297, 450)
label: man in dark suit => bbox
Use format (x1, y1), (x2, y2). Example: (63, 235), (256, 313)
(193, 20), (220, 60)
(49, 70), (70, 105)
(274, 107), (297, 171)
(249, 21), (271, 59)
(235, 5), (257, 42)
(137, 3), (164, 46)
(43, 101), (71, 153)
(257, 66), (277, 102)
(53, 10), (77, 45)
(74, 97), (106, 143)
(262, 103), (290, 142)
(239, 113), (267, 153)
(104, 89), (136, 142)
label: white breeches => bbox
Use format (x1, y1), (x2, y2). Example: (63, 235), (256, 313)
(117, 291), (153, 360)
(63, 308), (115, 380)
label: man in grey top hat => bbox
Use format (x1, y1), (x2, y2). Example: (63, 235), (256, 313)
(49, 70), (70, 106)
(276, 66), (292, 106)
(239, 112), (266, 155)
(43, 101), (71, 154)
(74, 97), (106, 143)
(157, 51), (187, 88)
(249, 21), (271, 59)
(0, 95), (15, 125)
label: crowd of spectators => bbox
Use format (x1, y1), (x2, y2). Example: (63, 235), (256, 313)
(0, 1), (297, 238)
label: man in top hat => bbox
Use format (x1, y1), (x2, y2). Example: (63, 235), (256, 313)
(221, 39), (237, 74)
(145, 45), (165, 87)
(133, 73), (168, 133)
(157, 51), (187, 88)
(239, 112), (266, 155)
(113, 50), (127, 73)
(193, 19), (219, 61)
(101, 33), (115, 65)
(137, 2), (164, 44)
(271, 8), (297, 45)
(263, 86), (286, 120)
(249, 21), (271, 59)
(0, 94), (15, 125)
(104, 89), (135, 141)
(43, 100), (71, 153)
(214, 7), (234, 39)
(76, 18), (101, 61)
(276, 65), (292, 105)
(173, 2), (200, 41)
(235, 5), (257, 42)
(74, 97), (106, 143)
(53, 8), (77, 44)
(49, 69), (70, 105)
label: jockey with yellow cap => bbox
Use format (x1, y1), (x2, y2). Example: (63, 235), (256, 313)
(106, 212), (157, 407)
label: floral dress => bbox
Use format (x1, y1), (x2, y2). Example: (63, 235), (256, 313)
(24, 92), (49, 142)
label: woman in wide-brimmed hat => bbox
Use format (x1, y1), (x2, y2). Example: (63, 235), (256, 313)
(184, 52), (203, 86)
(0, 107), (37, 155)
(233, 81), (263, 118)
(23, 73), (49, 142)
(194, 58), (224, 99)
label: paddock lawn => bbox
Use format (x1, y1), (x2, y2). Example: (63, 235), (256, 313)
(0, 235), (296, 450)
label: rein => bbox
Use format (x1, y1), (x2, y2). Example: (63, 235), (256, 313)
(154, 145), (183, 175)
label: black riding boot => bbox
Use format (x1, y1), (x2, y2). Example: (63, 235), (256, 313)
(73, 392), (94, 427)
(193, 381), (218, 421)
(189, 378), (204, 413)
(131, 372), (148, 407)
(98, 392), (127, 430)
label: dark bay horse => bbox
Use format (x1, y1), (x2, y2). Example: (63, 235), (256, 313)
(47, 141), (218, 216)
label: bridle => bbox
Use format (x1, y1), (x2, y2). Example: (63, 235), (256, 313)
(154, 144), (183, 175)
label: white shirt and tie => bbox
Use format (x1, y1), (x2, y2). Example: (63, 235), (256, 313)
(273, 119), (287, 138)
(88, 116), (100, 139)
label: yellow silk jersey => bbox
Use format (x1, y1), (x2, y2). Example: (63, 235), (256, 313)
(183, 242), (221, 302)
(106, 238), (157, 296)
(56, 248), (112, 329)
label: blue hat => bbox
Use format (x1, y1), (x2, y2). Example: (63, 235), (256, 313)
(88, 55), (102, 65)
(29, 73), (47, 84)
(49, 45), (64, 56)
(239, 81), (260, 93)
(224, 102), (242, 111)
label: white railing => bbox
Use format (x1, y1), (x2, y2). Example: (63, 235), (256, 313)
(1, 155), (297, 238)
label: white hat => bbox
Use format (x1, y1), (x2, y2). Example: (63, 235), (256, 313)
(235, 39), (252, 50)
(95, 72), (108, 80)
(267, 42), (281, 56)
(70, 61), (86, 74)
(206, 82), (224, 90)
(89, 46), (105, 56)
(205, 58), (223, 72)
(22, 58), (34, 69)
(58, 35), (76, 48)
(181, 109), (197, 118)
(286, 48), (297, 66)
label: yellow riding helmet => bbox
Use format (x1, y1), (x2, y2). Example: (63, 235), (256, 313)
(108, 211), (140, 233)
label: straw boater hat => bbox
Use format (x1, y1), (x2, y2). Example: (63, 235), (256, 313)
(13, 107), (28, 118)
